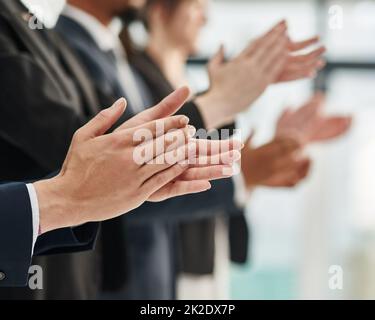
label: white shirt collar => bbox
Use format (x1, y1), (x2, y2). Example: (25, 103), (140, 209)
(21, 0), (66, 28)
(62, 4), (122, 52)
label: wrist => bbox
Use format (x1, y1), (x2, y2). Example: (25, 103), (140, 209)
(33, 176), (80, 234)
(195, 90), (235, 130)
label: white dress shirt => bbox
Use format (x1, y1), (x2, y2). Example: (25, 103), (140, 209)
(21, 0), (66, 28)
(26, 184), (40, 255)
(63, 5), (146, 113)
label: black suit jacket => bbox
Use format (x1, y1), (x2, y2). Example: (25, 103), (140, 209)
(0, 0), (100, 299)
(129, 51), (250, 275)
(0, 184), (98, 287)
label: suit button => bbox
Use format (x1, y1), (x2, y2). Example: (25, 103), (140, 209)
(0, 272), (5, 281)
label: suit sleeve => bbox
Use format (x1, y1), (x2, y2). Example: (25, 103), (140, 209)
(0, 182), (99, 287)
(0, 183), (33, 287)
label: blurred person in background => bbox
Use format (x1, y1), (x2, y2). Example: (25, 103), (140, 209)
(120, 0), (352, 299)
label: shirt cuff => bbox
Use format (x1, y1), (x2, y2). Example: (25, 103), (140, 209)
(26, 184), (40, 256)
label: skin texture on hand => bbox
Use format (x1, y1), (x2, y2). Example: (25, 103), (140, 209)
(34, 87), (243, 234)
(241, 136), (311, 189)
(197, 21), (289, 129)
(276, 36), (326, 82)
(276, 93), (352, 144)
(196, 20), (326, 130)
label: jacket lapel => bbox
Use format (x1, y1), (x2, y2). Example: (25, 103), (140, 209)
(0, 0), (83, 109)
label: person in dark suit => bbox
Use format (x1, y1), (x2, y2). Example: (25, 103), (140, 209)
(0, 96), (239, 288)
(124, 0), (352, 299)
(55, 0), (327, 299)
(0, 0), (240, 299)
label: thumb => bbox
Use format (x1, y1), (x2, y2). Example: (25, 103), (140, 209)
(149, 86), (191, 119)
(75, 98), (127, 142)
(208, 44), (225, 72)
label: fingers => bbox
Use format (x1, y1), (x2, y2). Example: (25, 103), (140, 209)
(75, 98), (127, 142)
(130, 115), (191, 145)
(142, 146), (241, 181)
(310, 116), (352, 142)
(178, 165), (234, 181)
(190, 149), (241, 167)
(116, 87), (191, 131)
(143, 128), (196, 165)
(148, 180), (212, 202)
(272, 153), (306, 174)
(150, 86), (191, 118)
(263, 157), (311, 187)
(284, 158), (311, 187)
(278, 47), (326, 82)
(252, 26), (288, 64)
(161, 137), (244, 165)
(279, 59), (326, 81)
(269, 137), (302, 158)
(242, 20), (286, 56)
(142, 162), (192, 198)
(288, 36), (320, 51)
(288, 46), (326, 64)
(190, 138), (244, 157)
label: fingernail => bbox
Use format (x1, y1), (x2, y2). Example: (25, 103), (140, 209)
(188, 125), (197, 138)
(180, 116), (190, 126)
(114, 97), (126, 109)
(101, 98), (126, 116)
(206, 183), (212, 190)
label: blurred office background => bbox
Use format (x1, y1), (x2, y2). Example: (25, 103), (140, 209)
(180, 0), (375, 299)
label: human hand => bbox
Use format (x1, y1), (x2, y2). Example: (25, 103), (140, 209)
(276, 36), (326, 82)
(35, 88), (243, 233)
(196, 20), (289, 129)
(276, 93), (352, 144)
(241, 135), (310, 189)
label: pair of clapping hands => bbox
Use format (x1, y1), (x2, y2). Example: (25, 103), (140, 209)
(34, 87), (242, 234)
